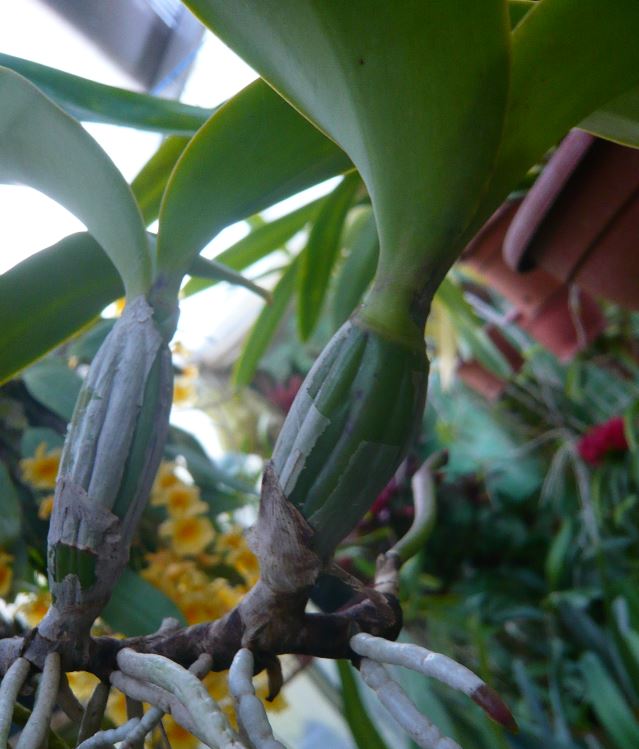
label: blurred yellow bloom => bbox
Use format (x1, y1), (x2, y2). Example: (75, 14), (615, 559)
(106, 688), (128, 726)
(161, 716), (198, 749)
(0, 552), (13, 597)
(153, 483), (208, 519)
(229, 547), (260, 586)
(67, 671), (100, 703)
(160, 516), (215, 556)
(16, 592), (51, 626)
(20, 443), (61, 489)
(113, 298), (126, 317)
(38, 494), (55, 520)
(151, 461), (180, 498)
(173, 375), (197, 405)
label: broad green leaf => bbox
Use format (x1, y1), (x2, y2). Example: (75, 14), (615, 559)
(580, 86), (639, 148)
(336, 660), (390, 749)
(20, 427), (64, 458)
(0, 233), (122, 384)
(297, 173), (360, 340)
(68, 319), (117, 363)
(233, 258), (299, 387)
(472, 0), (639, 234)
(184, 1), (510, 288)
(131, 136), (190, 226)
(580, 652), (639, 749)
(182, 197), (324, 298)
(157, 79), (351, 280)
(0, 68), (150, 297)
(0, 53), (211, 134)
(331, 206), (380, 329)
(188, 255), (270, 300)
(101, 567), (186, 637)
(22, 361), (82, 422)
(509, 1), (535, 28)
(0, 464), (21, 547)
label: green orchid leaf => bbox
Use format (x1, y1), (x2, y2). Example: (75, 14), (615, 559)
(182, 197), (323, 298)
(188, 255), (270, 301)
(157, 79), (351, 282)
(580, 652), (639, 749)
(509, 0), (535, 28)
(233, 258), (299, 387)
(0, 233), (123, 384)
(0, 53), (211, 134)
(336, 661), (390, 749)
(580, 86), (639, 148)
(184, 1), (510, 287)
(0, 464), (21, 547)
(102, 568), (186, 637)
(331, 206), (380, 330)
(473, 0), (639, 233)
(131, 136), (190, 226)
(0, 67), (150, 297)
(22, 361), (82, 423)
(297, 173), (360, 340)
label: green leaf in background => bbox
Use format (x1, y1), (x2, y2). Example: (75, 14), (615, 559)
(182, 197), (324, 298)
(331, 206), (380, 330)
(0, 464), (21, 547)
(580, 86), (639, 148)
(436, 278), (512, 378)
(508, 0), (535, 28)
(233, 258), (299, 388)
(22, 361), (82, 422)
(68, 319), (117, 364)
(20, 427), (64, 458)
(0, 233), (123, 384)
(185, 1), (510, 292)
(580, 652), (639, 749)
(101, 567), (186, 637)
(157, 79), (351, 281)
(297, 173), (360, 340)
(0, 53), (211, 134)
(336, 660), (390, 749)
(131, 136), (190, 226)
(0, 68), (150, 298)
(188, 255), (270, 301)
(473, 0), (639, 232)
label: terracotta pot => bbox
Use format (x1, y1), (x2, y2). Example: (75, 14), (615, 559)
(457, 326), (524, 400)
(504, 129), (639, 310)
(519, 286), (606, 363)
(462, 200), (606, 361)
(463, 200), (564, 316)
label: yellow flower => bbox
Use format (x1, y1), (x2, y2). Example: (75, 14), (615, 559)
(0, 552), (13, 598)
(38, 494), (55, 520)
(161, 716), (199, 749)
(16, 592), (51, 626)
(159, 516), (215, 556)
(173, 375), (197, 405)
(20, 443), (61, 489)
(229, 547), (260, 586)
(151, 461), (180, 498)
(153, 483), (208, 519)
(67, 671), (100, 703)
(106, 688), (128, 726)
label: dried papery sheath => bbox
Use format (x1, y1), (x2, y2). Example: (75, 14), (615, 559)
(350, 634), (516, 730)
(39, 296), (174, 647)
(359, 658), (461, 749)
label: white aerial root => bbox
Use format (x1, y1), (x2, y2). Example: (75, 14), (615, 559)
(117, 649), (246, 749)
(228, 649), (285, 749)
(16, 652), (61, 749)
(77, 681), (110, 746)
(0, 657), (30, 749)
(359, 658), (461, 749)
(350, 633), (515, 730)
(351, 633), (482, 696)
(77, 718), (141, 749)
(119, 654), (213, 749)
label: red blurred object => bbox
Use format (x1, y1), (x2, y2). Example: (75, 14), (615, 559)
(266, 374), (303, 413)
(577, 416), (629, 465)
